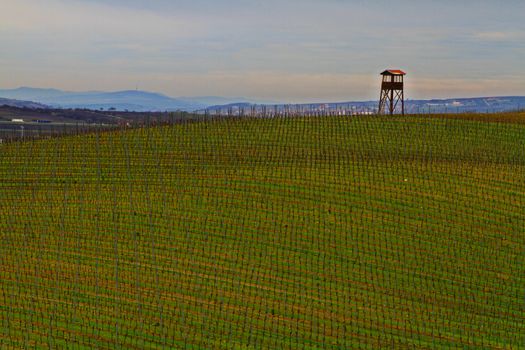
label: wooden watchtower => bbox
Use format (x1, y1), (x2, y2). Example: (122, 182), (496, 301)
(378, 69), (406, 115)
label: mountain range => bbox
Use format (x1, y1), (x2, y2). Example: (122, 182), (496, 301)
(1, 87), (524, 114)
(0, 87), (255, 112)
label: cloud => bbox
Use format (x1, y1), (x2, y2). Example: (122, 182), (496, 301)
(408, 77), (525, 100)
(473, 31), (525, 42)
(0, 0), (208, 41)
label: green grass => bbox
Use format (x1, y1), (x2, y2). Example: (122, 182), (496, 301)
(1, 114), (524, 349)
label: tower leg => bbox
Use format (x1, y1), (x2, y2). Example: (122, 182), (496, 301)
(402, 89), (405, 116)
(390, 89), (394, 115)
(379, 90), (385, 114)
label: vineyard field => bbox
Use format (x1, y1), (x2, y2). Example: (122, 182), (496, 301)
(1, 114), (524, 349)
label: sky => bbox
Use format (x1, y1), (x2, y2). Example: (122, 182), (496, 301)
(1, 0), (525, 102)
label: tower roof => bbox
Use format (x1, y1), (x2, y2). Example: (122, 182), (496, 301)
(381, 70), (406, 76)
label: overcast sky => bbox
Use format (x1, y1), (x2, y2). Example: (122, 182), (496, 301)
(1, 0), (524, 102)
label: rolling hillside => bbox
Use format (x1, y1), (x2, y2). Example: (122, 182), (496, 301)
(1, 113), (524, 348)
(0, 97), (49, 109)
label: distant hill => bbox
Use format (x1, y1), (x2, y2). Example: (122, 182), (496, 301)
(202, 96), (525, 114)
(0, 87), (278, 112)
(0, 97), (49, 109)
(0, 87), (205, 112)
(2, 87), (524, 114)
(0, 105), (194, 125)
(407, 96), (525, 113)
(179, 96), (251, 106)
